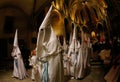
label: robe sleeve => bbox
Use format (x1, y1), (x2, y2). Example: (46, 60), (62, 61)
(42, 40), (61, 58)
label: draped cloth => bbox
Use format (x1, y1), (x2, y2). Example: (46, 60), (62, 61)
(77, 31), (91, 79)
(81, 32), (91, 77)
(29, 50), (37, 80)
(62, 37), (69, 75)
(11, 29), (28, 80)
(36, 5), (64, 82)
(67, 23), (79, 78)
(76, 41), (85, 78)
(41, 62), (49, 82)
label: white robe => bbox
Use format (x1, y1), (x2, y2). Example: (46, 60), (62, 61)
(76, 32), (91, 78)
(76, 42), (84, 78)
(67, 48), (76, 77)
(11, 47), (28, 80)
(62, 37), (70, 75)
(37, 26), (64, 82)
(41, 38), (64, 82)
(36, 5), (64, 82)
(67, 23), (79, 78)
(37, 25), (64, 82)
(29, 55), (37, 80)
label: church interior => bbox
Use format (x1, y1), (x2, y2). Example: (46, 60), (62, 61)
(0, 0), (120, 82)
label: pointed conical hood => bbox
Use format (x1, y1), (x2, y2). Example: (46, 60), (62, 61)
(69, 23), (77, 49)
(72, 23), (77, 40)
(40, 5), (53, 30)
(12, 29), (21, 56)
(13, 29), (18, 47)
(36, 5), (53, 57)
(81, 29), (84, 47)
(49, 25), (57, 42)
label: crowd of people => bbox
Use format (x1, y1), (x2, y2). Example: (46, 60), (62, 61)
(10, 4), (120, 82)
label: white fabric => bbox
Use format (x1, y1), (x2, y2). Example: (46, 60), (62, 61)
(78, 32), (91, 78)
(74, 41), (84, 78)
(36, 5), (64, 82)
(69, 33), (72, 45)
(63, 37), (68, 51)
(11, 29), (28, 80)
(41, 26), (64, 82)
(13, 29), (18, 47)
(63, 36), (69, 75)
(81, 33), (88, 68)
(67, 23), (79, 78)
(62, 37), (70, 75)
(29, 56), (37, 66)
(36, 6), (53, 58)
(68, 28), (91, 79)
(29, 55), (37, 80)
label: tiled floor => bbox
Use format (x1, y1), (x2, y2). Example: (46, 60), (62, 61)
(0, 66), (106, 82)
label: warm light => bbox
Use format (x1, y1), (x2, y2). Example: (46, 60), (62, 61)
(51, 9), (65, 36)
(91, 31), (96, 37)
(56, 3), (60, 10)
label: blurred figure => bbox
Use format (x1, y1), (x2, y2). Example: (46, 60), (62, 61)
(29, 48), (37, 81)
(11, 29), (28, 80)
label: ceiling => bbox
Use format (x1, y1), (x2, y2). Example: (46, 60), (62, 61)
(0, 0), (51, 16)
(0, 0), (119, 37)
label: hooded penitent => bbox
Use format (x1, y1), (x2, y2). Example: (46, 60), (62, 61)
(77, 31), (92, 79)
(13, 29), (18, 47)
(68, 23), (78, 51)
(67, 23), (79, 78)
(36, 6), (53, 58)
(76, 29), (85, 79)
(12, 29), (21, 54)
(36, 5), (64, 82)
(11, 29), (28, 80)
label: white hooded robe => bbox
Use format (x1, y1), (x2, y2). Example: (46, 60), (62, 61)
(11, 29), (28, 80)
(36, 5), (64, 82)
(67, 23), (79, 78)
